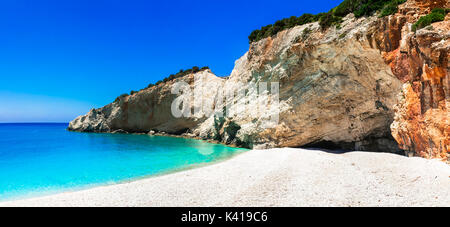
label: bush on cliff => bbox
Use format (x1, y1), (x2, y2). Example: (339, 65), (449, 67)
(148, 66), (210, 88)
(113, 66), (210, 103)
(114, 93), (129, 102)
(248, 14), (324, 43)
(248, 0), (406, 43)
(334, 0), (405, 18)
(412, 8), (449, 32)
(318, 13), (343, 30)
(379, 0), (406, 17)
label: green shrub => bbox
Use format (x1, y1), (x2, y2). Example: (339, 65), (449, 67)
(319, 13), (343, 30)
(334, 0), (361, 17)
(248, 0), (407, 43)
(329, 0), (405, 18)
(431, 8), (450, 15)
(380, 4), (397, 17)
(412, 8), (449, 32)
(300, 27), (312, 41)
(248, 14), (324, 43)
(146, 66), (210, 89)
(298, 14), (318, 24)
(114, 93), (129, 102)
(354, 0), (386, 17)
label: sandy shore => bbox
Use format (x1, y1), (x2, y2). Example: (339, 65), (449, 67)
(1, 148), (449, 207)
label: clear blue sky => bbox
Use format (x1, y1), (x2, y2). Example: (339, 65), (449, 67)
(0, 0), (339, 122)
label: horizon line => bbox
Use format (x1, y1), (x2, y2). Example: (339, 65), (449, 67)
(0, 122), (69, 124)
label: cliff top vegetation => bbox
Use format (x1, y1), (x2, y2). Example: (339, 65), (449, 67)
(412, 8), (450, 32)
(248, 0), (406, 43)
(114, 66), (210, 102)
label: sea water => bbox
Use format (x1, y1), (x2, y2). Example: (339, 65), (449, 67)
(0, 123), (247, 201)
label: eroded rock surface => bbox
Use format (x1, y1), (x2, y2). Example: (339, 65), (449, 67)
(389, 0), (449, 160)
(69, 70), (225, 134)
(69, 0), (449, 159)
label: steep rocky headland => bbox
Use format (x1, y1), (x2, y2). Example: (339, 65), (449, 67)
(69, 0), (449, 160)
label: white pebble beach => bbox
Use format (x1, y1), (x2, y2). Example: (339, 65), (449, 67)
(1, 148), (449, 207)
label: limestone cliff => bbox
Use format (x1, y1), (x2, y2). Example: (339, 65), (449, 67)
(69, 0), (449, 160)
(69, 70), (224, 134)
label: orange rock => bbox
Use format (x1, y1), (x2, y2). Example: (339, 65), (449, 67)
(390, 14), (449, 160)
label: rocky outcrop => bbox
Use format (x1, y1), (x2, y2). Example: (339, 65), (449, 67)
(192, 15), (403, 152)
(69, 0), (449, 159)
(389, 1), (449, 160)
(69, 70), (225, 134)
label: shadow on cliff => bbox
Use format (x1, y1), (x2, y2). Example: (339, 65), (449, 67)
(302, 141), (350, 154)
(302, 138), (406, 156)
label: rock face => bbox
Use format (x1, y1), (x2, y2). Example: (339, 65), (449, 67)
(69, 0), (449, 159)
(193, 16), (403, 152)
(69, 70), (224, 134)
(389, 0), (449, 160)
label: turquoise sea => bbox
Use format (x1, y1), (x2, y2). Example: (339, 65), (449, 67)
(0, 123), (247, 201)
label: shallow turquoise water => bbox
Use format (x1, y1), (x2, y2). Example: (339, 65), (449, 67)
(0, 123), (247, 201)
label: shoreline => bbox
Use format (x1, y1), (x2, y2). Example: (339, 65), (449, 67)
(1, 148), (449, 207)
(0, 150), (248, 204)
(68, 128), (247, 149)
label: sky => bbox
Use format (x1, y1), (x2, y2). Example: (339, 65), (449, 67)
(0, 0), (339, 123)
